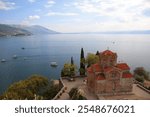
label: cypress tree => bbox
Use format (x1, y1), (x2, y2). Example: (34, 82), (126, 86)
(71, 56), (74, 65)
(80, 48), (85, 75)
(96, 51), (99, 55)
(71, 57), (75, 76)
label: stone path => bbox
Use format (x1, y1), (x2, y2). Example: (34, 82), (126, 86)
(58, 77), (97, 100)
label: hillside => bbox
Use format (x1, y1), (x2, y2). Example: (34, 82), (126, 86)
(23, 25), (60, 34)
(0, 24), (60, 36)
(0, 24), (31, 36)
(12, 25), (60, 35)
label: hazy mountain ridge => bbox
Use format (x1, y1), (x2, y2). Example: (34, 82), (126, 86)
(0, 24), (149, 36)
(0, 24), (31, 36)
(12, 25), (60, 35)
(0, 24), (59, 36)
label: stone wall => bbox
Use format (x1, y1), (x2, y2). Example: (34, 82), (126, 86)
(94, 77), (133, 95)
(87, 72), (95, 93)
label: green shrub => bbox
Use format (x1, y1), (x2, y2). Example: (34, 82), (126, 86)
(134, 67), (149, 80)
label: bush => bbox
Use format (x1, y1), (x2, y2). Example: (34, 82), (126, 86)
(69, 88), (78, 98)
(0, 75), (62, 100)
(134, 67), (149, 80)
(43, 81), (61, 100)
(79, 68), (86, 76)
(61, 63), (77, 77)
(69, 88), (87, 100)
(134, 74), (144, 83)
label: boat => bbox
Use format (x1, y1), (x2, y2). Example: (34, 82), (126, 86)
(13, 55), (17, 59)
(1, 59), (6, 63)
(21, 47), (25, 50)
(23, 57), (27, 60)
(50, 62), (58, 67)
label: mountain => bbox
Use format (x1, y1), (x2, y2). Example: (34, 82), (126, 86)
(0, 24), (60, 37)
(0, 24), (31, 36)
(12, 25), (60, 35)
(24, 25), (59, 34)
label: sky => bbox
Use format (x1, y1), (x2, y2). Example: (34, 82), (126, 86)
(0, 0), (150, 32)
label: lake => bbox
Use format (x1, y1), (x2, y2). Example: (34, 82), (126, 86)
(0, 34), (150, 94)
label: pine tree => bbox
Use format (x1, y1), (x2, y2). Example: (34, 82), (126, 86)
(80, 48), (85, 75)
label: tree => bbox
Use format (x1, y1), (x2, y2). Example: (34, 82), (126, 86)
(69, 87), (87, 100)
(69, 88), (78, 98)
(71, 56), (74, 65)
(134, 67), (149, 81)
(43, 80), (60, 100)
(80, 48), (85, 75)
(1, 75), (62, 100)
(70, 57), (75, 76)
(61, 63), (77, 77)
(1, 75), (49, 100)
(134, 74), (144, 83)
(96, 51), (99, 55)
(86, 53), (99, 67)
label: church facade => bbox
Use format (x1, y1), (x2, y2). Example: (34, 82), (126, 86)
(87, 50), (133, 96)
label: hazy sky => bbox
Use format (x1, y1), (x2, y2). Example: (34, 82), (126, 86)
(0, 0), (150, 32)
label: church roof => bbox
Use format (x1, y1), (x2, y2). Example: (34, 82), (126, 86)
(87, 63), (102, 74)
(92, 63), (101, 72)
(122, 72), (133, 78)
(116, 63), (130, 70)
(103, 67), (113, 72)
(100, 50), (116, 56)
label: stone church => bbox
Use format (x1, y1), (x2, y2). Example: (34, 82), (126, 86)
(86, 50), (133, 96)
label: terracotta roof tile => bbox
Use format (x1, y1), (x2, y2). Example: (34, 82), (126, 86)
(92, 63), (102, 72)
(116, 63), (130, 70)
(100, 50), (116, 56)
(103, 67), (113, 72)
(122, 72), (132, 78)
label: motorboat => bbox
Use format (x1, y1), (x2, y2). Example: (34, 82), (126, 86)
(50, 62), (58, 67)
(13, 55), (17, 59)
(1, 59), (6, 63)
(23, 57), (27, 60)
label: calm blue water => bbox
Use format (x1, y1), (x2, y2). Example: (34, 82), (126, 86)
(0, 34), (150, 94)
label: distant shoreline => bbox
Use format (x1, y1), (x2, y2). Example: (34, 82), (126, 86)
(63, 30), (150, 35)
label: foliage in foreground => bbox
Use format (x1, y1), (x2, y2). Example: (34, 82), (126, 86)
(69, 88), (87, 100)
(0, 75), (60, 100)
(134, 67), (149, 83)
